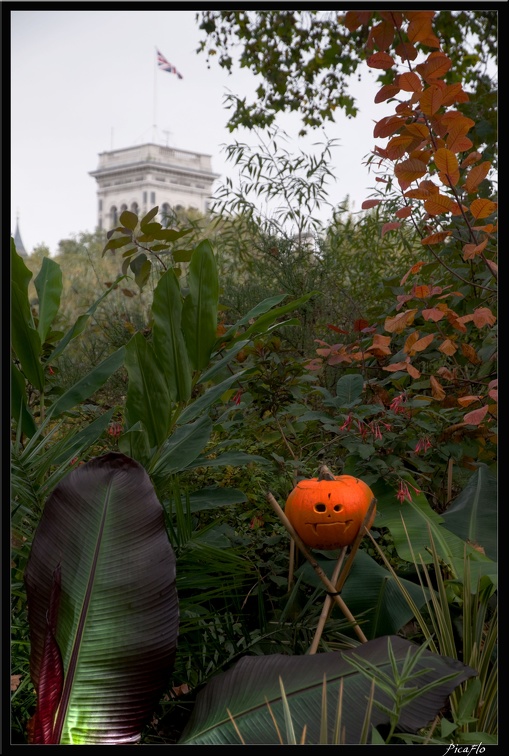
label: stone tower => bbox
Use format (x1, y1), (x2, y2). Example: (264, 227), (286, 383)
(89, 142), (219, 230)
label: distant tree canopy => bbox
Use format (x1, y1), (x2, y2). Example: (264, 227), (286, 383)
(196, 10), (497, 147)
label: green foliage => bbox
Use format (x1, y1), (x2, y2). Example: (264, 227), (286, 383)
(196, 10), (497, 136)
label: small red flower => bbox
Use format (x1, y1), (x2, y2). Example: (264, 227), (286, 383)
(107, 422), (123, 438)
(48, 366), (55, 375)
(232, 390), (243, 406)
(250, 515), (264, 530)
(370, 421), (383, 441)
(414, 436), (432, 454)
(70, 456), (79, 466)
(340, 413), (353, 431)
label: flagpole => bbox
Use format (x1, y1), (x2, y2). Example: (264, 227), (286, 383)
(153, 47), (157, 143)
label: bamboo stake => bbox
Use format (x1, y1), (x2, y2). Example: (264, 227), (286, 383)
(308, 496), (377, 654)
(266, 491), (368, 644)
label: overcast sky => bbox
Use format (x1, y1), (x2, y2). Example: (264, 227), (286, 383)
(10, 9), (396, 255)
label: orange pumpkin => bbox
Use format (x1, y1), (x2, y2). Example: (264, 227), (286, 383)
(285, 470), (376, 550)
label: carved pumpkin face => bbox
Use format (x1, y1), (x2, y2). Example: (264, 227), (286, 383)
(284, 474), (376, 550)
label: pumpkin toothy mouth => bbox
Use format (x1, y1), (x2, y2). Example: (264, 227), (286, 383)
(307, 521), (353, 532)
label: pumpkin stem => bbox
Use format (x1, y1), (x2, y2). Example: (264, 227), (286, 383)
(317, 465), (336, 481)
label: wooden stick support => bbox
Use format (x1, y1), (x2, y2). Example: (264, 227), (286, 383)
(266, 491), (369, 644)
(308, 496), (377, 654)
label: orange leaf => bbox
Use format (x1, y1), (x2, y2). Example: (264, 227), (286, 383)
(441, 82), (469, 107)
(413, 285), (431, 299)
(464, 161), (491, 193)
(405, 188), (433, 199)
(462, 238), (488, 261)
(470, 198), (497, 220)
(458, 395), (482, 407)
(343, 11), (372, 31)
(421, 231), (452, 245)
(406, 361), (421, 379)
(422, 307), (446, 322)
(353, 318), (370, 332)
(394, 158), (428, 183)
(424, 194), (455, 215)
(384, 309), (418, 334)
(410, 333), (434, 355)
(438, 339), (457, 356)
(460, 343), (481, 365)
(383, 361), (408, 372)
(395, 41), (418, 62)
(362, 199), (381, 210)
(434, 147), (458, 175)
(375, 85), (401, 104)
(407, 13), (435, 43)
(419, 85), (443, 116)
(472, 307), (496, 328)
(438, 169), (460, 188)
(463, 405), (489, 425)
(373, 115), (407, 138)
(396, 206), (413, 219)
(418, 52), (452, 81)
(382, 222), (401, 237)
(404, 122), (429, 139)
(398, 72), (422, 92)
(367, 51), (395, 69)
(460, 151), (483, 169)
(447, 133), (473, 153)
(386, 134), (416, 160)
(430, 375), (446, 400)
(370, 20), (395, 52)
(403, 331), (419, 353)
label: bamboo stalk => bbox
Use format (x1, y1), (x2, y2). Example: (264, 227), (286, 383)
(266, 491), (368, 644)
(308, 497), (377, 654)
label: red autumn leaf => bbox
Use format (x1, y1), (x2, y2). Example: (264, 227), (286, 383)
(463, 405), (489, 426)
(460, 151), (483, 169)
(362, 199), (381, 210)
(413, 285), (431, 299)
(373, 115), (407, 138)
(395, 41), (418, 62)
(396, 206), (413, 219)
(419, 85), (443, 116)
(370, 20), (395, 52)
(353, 318), (370, 332)
(386, 134), (416, 159)
(375, 84), (401, 103)
(441, 82), (469, 107)
(434, 147), (458, 175)
(327, 324), (349, 334)
(407, 12), (435, 43)
(382, 222), (401, 237)
(343, 11), (372, 31)
(397, 71), (422, 93)
(418, 52), (452, 81)
(367, 51), (395, 69)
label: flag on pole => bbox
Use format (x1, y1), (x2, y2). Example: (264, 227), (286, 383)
(156, 49), (183, 79)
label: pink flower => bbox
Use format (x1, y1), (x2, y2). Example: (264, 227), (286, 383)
(48, 366), (55, 375)
(414, 436), (432, 454)
(232, 390), (243, 405)
(370, 421), (383, 441)
(389, 393), (406, 414)
(357, 420), (369, 441)
(396, 479), (421, 503)
(107, 422), (123, 438)
(340, 413), (353, 431)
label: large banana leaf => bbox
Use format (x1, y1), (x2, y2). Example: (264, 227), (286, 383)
(34, 256), (63, 344)
(178, 635), (475, 744)
(24, 453), (179, 744)
(296, 549), (430, 640)
(373, 476), (496, 587)
(441, 463), (497, 561)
